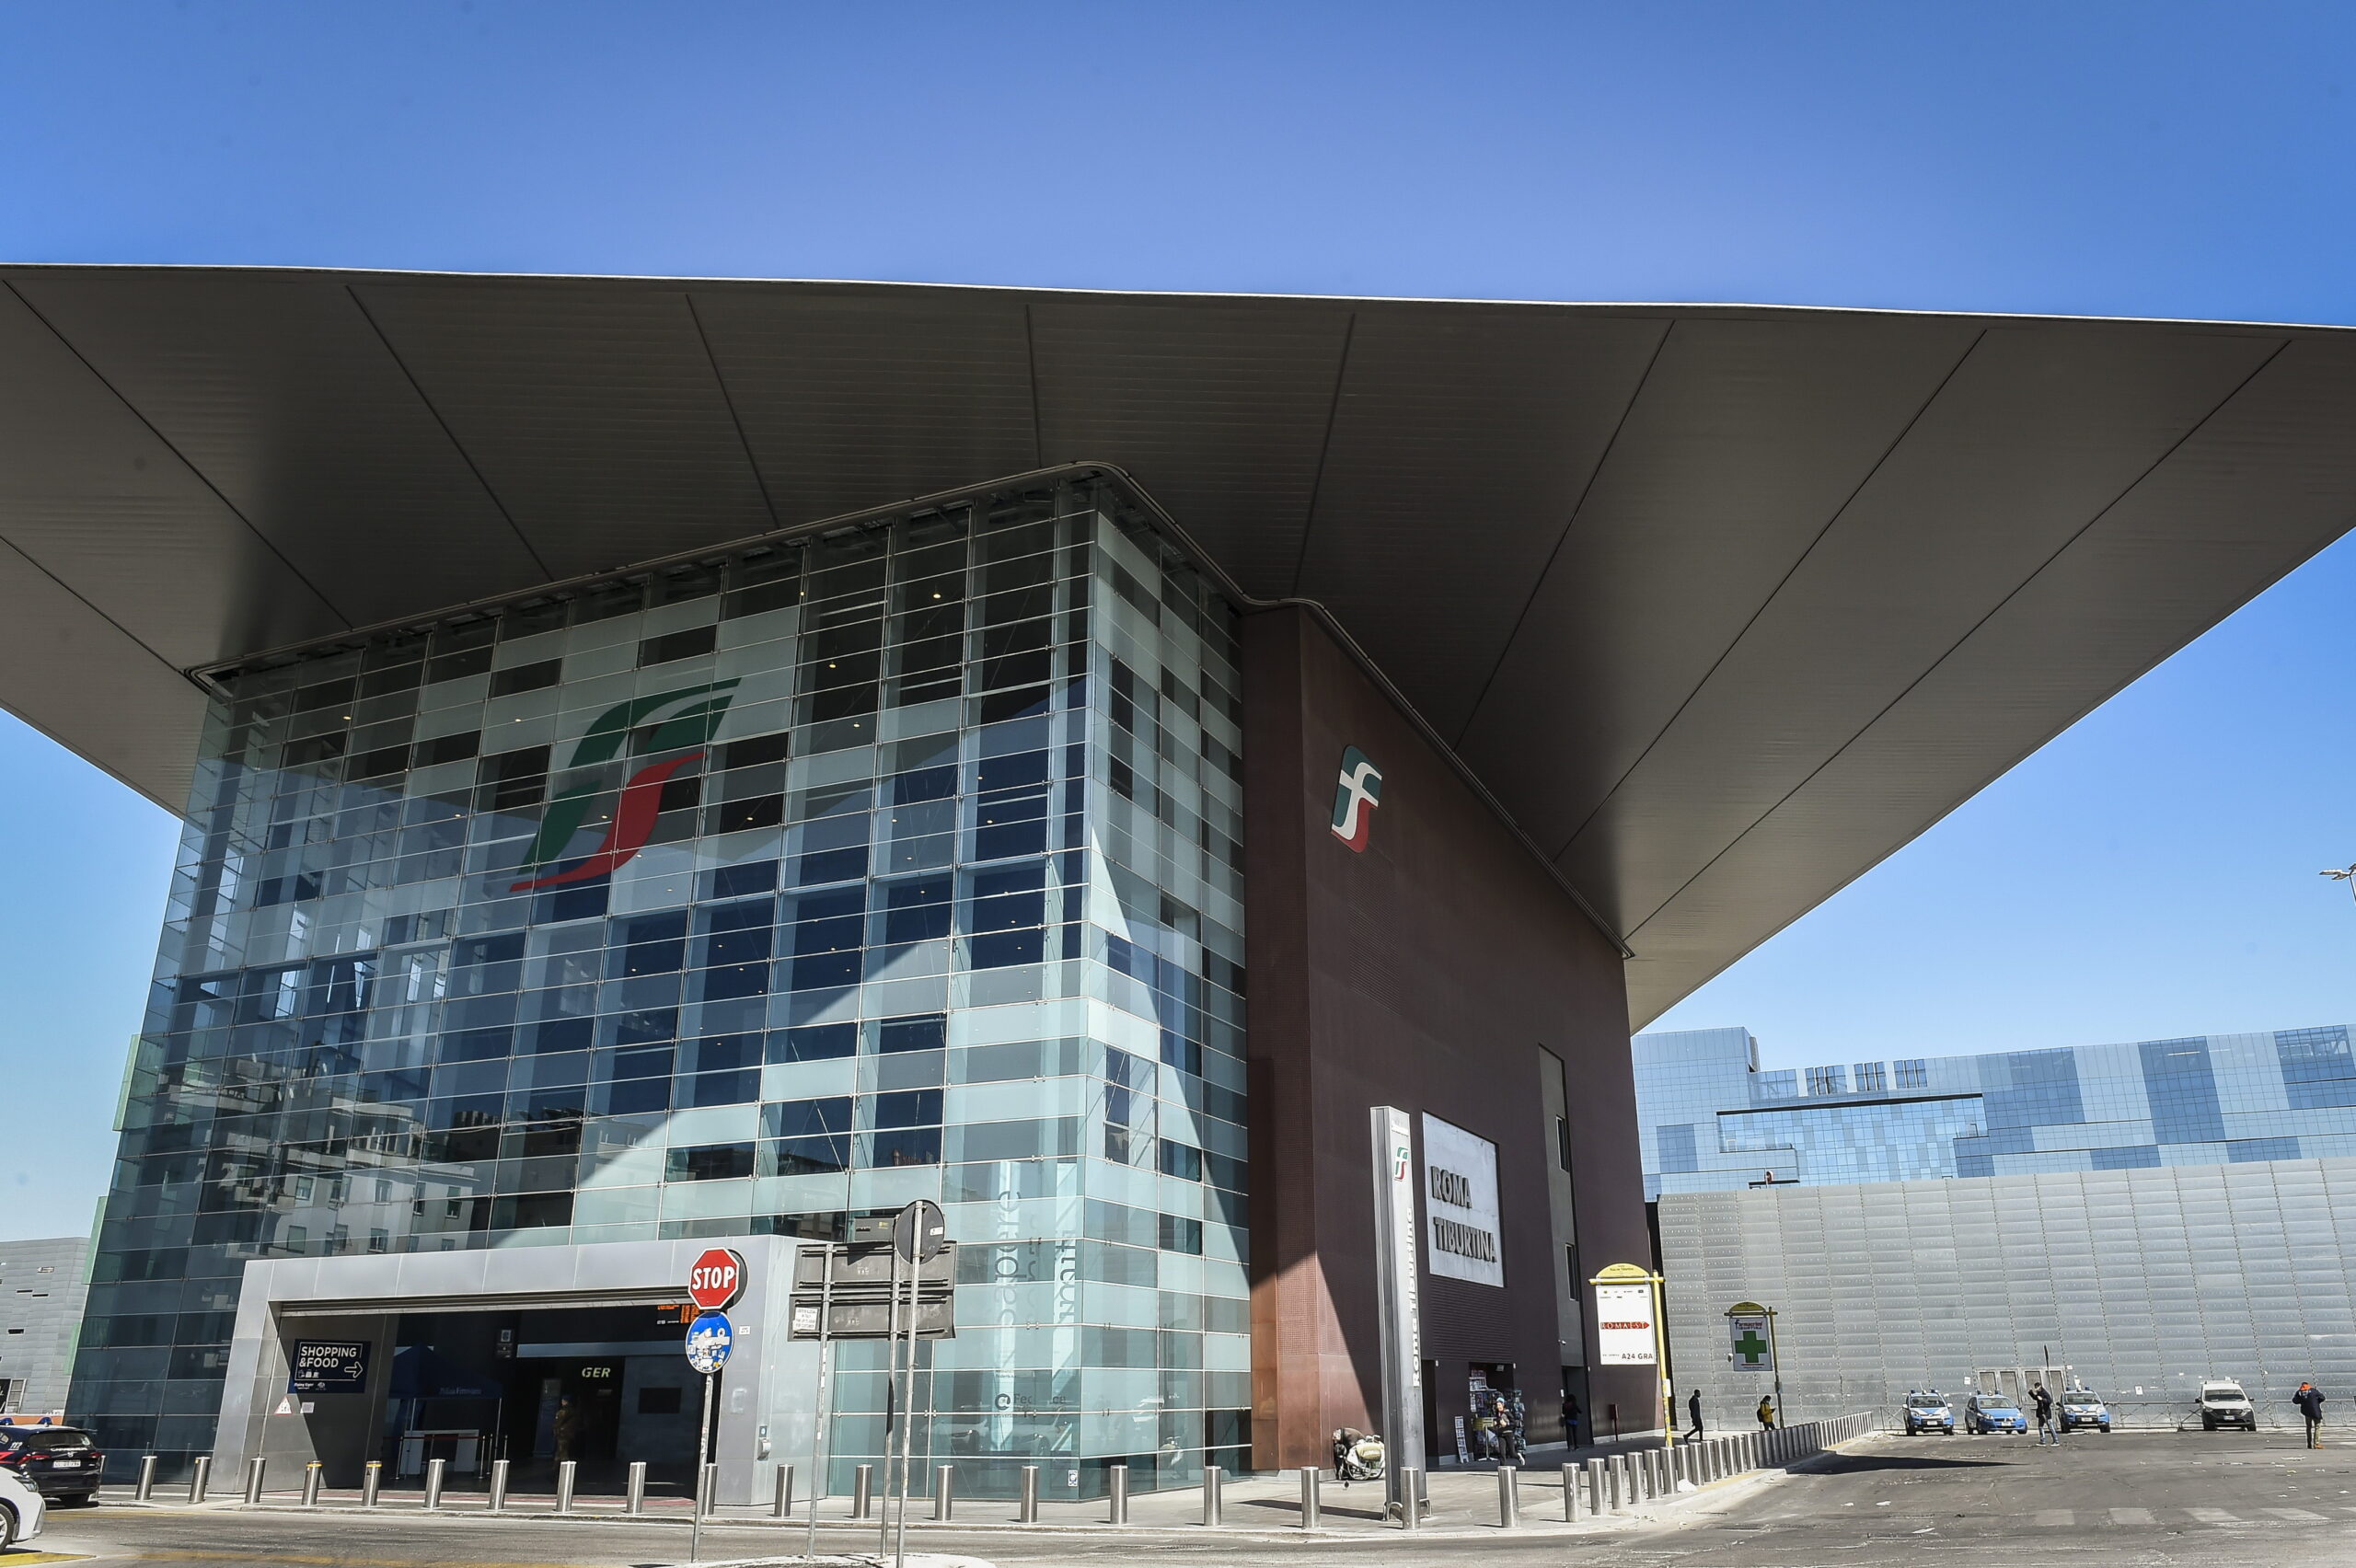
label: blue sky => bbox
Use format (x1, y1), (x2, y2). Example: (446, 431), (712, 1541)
(4, 0), (2355, 1239)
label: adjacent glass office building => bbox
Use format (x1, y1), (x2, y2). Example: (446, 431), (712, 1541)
(1634, 1023), (2356, 1199)
(74, 476), (1250, 1493)
(1638, 1024), (2356, 1429)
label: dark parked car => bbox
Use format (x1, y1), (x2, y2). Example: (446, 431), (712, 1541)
(0, 1424), (103, 1505)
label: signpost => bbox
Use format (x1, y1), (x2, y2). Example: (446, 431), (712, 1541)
(1590, 1262), (1671, 1448)
(885, 1200), (947, 1568)
(1726, 1300), (1783, 1424)
(683, 1254), (740, 1566)
(787, 1210), (957, 1564)
(1369, 1105), (1426, 1517)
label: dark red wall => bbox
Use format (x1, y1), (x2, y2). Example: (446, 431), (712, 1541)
(1242, 606), (1654, 1469)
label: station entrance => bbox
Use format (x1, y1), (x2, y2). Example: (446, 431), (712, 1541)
(315, 1301), (716, 1496)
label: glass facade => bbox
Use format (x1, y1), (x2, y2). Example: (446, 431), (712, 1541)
(72, 476), (1250, 1494)
(1634, 1022), (2356, 1198)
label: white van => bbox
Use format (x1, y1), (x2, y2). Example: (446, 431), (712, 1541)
(2198, 1379), (2257, 1431)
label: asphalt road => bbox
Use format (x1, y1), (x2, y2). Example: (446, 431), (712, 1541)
(26, 1429), (2356, 1567)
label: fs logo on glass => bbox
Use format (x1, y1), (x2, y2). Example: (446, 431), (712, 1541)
(509, 680), (741, 892)
(1330, 745), (1383, 852)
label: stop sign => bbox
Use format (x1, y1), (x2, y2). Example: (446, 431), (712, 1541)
(687, 1247), (745, 1311)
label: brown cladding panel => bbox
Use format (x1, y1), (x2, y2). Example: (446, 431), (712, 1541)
(1242, 606), (1652, 1471)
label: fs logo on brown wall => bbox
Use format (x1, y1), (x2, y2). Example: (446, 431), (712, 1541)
(1330, 745), (1383, 851)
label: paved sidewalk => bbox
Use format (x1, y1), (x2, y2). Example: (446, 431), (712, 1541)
(136, 1431), (1841, 1543)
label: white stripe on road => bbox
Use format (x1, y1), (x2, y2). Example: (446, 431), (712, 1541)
(2267, 1507), (2330, 1521)
(2034, 1509), (2073, 1526)
(2108, 1507), (2154, 1525)
(2185, 1508), (2242, 1524)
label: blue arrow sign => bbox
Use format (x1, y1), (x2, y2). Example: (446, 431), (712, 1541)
(686, 1309), (733, 1373)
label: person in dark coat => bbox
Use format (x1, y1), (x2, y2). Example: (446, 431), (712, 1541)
(2295, 1383), (2326, 1448)
(2031, 1383), (2060, 1445)
(1688, 1388), (1705, 1441)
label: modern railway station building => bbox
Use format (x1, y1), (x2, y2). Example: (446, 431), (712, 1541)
(8, 267), (2355, 1499)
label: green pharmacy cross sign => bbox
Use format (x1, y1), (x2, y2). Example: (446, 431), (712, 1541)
(1727, 1300), (1777, 1371)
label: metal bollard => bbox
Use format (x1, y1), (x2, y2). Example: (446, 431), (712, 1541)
(1300, 1466), (1320, 1529)
(302, 1462), (323, 1507)
(1496, 1464), (1518, 1528)
(1398, 1468), (1422, 1530)
(487, 1458), (509, 1512)
(699, 1462), (718, 1517)
(423, 1457), (446, 1511)
(189, 1455), (211, 1505)
(853, 1462), (874, 1518)
(242, 1455), (267, 1505)
(621, 1460), (641, 1515)
(135, 1454), (158, 1501)
(1109, 1463), (1128, 1525)
(1201, 1464), (1222, 1527)
(1656, 1448), (1671, 1495)
(1584, 1457), (1603, 1515)
(559, 1459), (580, 1513)
(1018, 1464), (1040, 1523)
(933, 1463), (954, 1520)
(1561, 1462), (1579, 1519)
(773, 1463), (794, 1517)
(361, 1460), (381, 1509)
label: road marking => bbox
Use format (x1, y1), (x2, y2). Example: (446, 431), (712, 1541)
(2267, 1507), (2330, 1521)
(2033, 1509), (2073, 1526)
(2185, 1507), (2242, 1524)
(2108, 1507), (2154, 1525)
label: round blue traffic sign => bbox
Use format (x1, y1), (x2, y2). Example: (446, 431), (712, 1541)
(685, 1309), (733, 1373)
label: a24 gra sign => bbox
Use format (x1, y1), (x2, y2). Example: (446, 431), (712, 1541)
(687, 1247), (746, 1311)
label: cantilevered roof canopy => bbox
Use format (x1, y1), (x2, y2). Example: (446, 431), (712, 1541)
(3, 265), (2351, 1024)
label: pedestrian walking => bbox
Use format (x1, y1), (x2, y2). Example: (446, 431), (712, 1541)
(2031, 1383), (2060, 1445)
(2295, 1383), (2326, 1448)
(1565, 1393), (1584, 1450)
(1688, 1388), (1705, 1442)
(1756, 1395), (1775, 1432)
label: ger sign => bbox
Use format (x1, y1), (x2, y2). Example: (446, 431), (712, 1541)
(687, 1247), (746, 1311)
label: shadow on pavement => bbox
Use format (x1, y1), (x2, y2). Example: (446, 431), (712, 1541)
(1814, 1454), (2011, 1473)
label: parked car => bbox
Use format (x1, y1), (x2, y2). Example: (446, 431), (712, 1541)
(2198, 1379), (2257, 1431)
(2058, 1387), (2112, 1432)
(1964, 1394), (2028, 1435)
(0, 1463), (48, 1551)
(1900, 1390), (1955, 1435)
(0, 1424), (103, 1505)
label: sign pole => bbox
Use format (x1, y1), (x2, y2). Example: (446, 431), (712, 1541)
(1650, 1271), (1672, 1449)
(880, 1244), (904, 1553)
(803, 1244), (835, 1563)
(690, 1368), (713, 1562)
(1767, 1307), (1784, 1423)
(891, 1250), (919, 1568)
(680, 1246), (744, 1565)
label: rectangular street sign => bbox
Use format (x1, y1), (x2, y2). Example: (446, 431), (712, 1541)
(1595, 1283), (1658, 1365)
